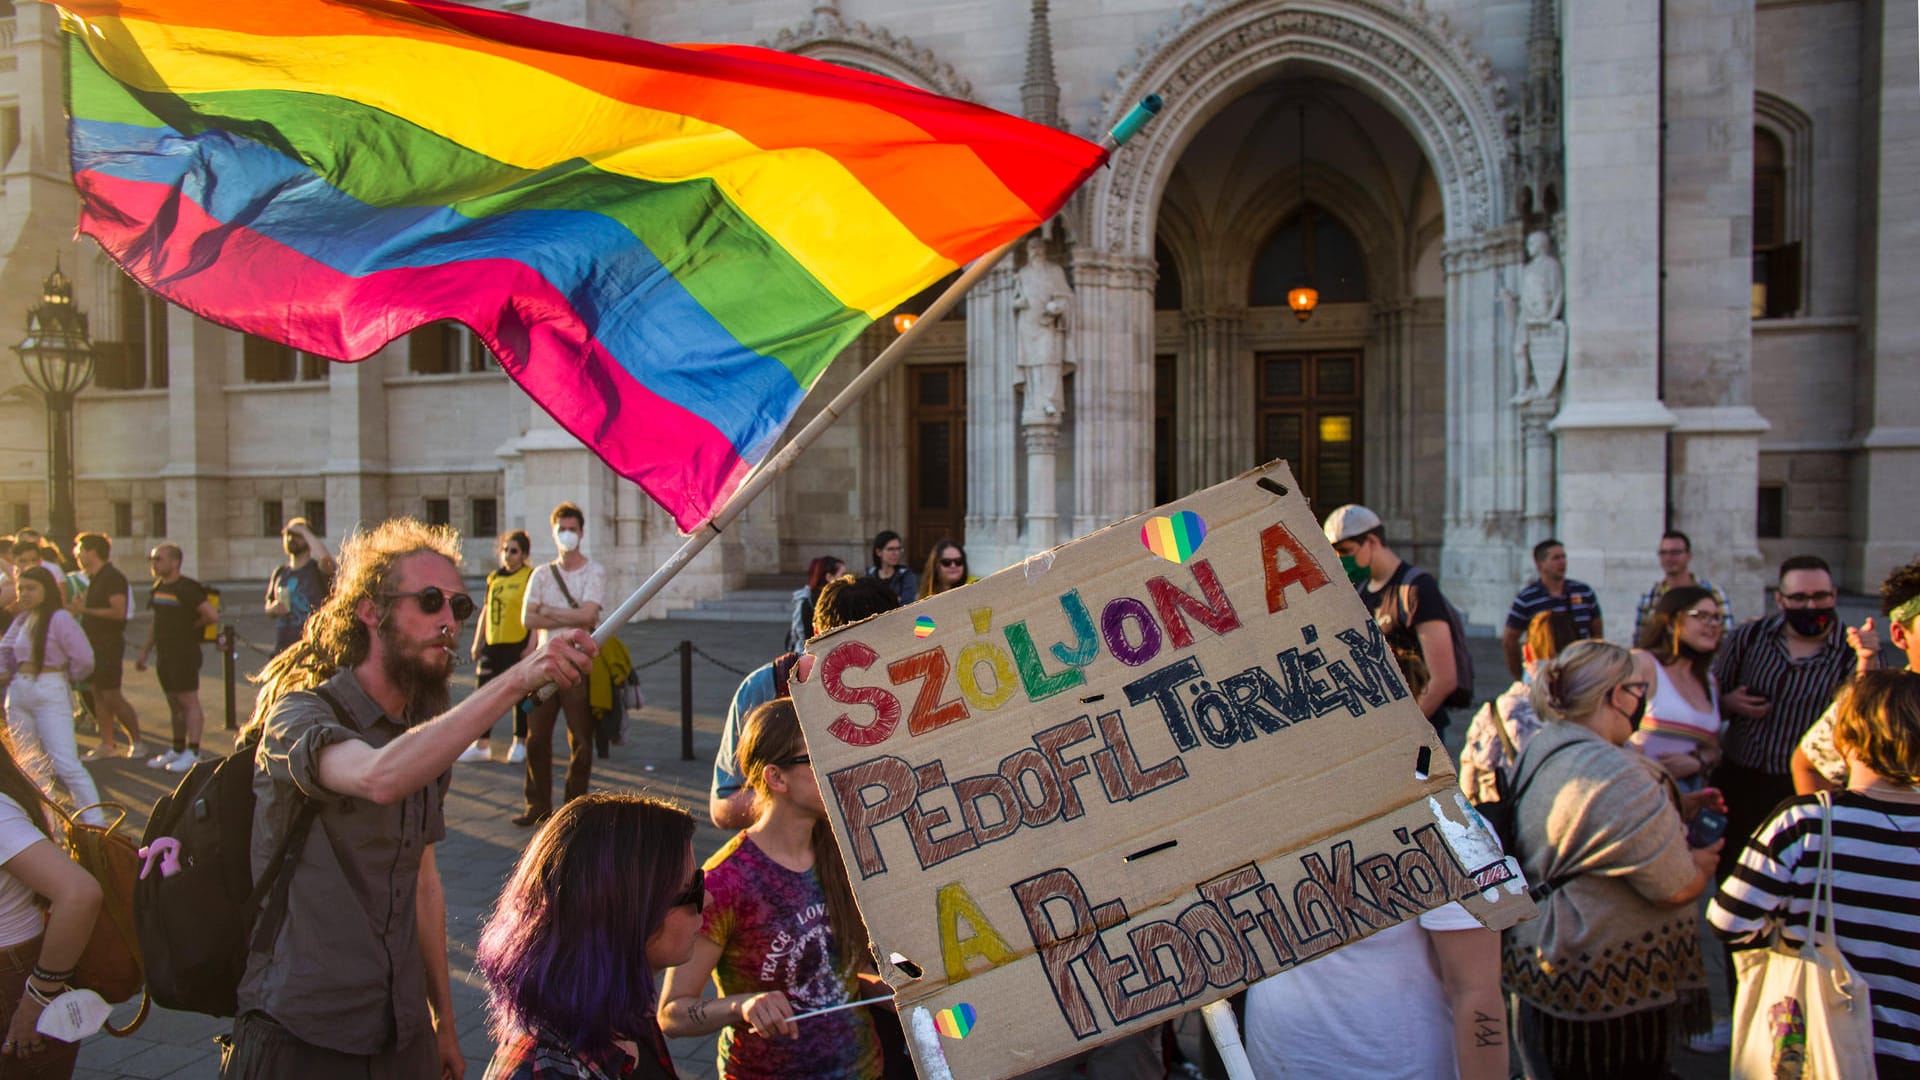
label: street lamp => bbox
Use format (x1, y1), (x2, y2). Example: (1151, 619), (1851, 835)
(12, 261), (94, 544)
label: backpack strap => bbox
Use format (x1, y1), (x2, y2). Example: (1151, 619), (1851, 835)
(547, 562), (580, 609)
(1506, 737), (1581, 903)
(245, 687), (343, 954)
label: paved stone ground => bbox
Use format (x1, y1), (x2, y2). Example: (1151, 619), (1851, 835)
(62, 580), (1855, 1077)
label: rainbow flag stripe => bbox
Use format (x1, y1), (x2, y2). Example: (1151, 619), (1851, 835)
(62, 0), (1105, 530)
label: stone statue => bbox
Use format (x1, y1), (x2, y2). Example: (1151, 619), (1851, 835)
(1510, 230), (1567, 401)
(1013, 234), (1073, 426)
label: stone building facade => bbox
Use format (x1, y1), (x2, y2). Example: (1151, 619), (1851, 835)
(0, 0), (1912, 628)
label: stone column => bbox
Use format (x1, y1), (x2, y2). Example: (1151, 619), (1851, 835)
(162, 314), (232, 576)
(1850, 0), (1920, 589)
(0, 2), (80, 349)
(1660, 0), (1768, 614)
(1175, 308), (1247, 492)
(1517, 395), (1557, 541)
(1021, 424), (1061, 552)
(1368, 300), (1416, 539)
(966, 265), (1022, 573)
(1551, 0), (1675, 638)
(323, 346), (390, 542)
(1438, 228), (1528, 625)
(1068, 252), (1157, 540)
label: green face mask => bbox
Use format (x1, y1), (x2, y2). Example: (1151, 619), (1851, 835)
(1339, 553), (1370, 585)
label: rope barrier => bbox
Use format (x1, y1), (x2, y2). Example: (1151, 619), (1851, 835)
(686, 644), (753, 680)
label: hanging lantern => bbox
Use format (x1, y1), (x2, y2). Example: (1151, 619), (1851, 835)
(892, 313), (919, 334)
(1287, 284), (1319, 322)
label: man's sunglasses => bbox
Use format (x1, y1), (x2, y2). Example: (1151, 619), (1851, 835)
(672, 867), (705, 910)
(774, 754), (811, 768)
(384, 586), (476, 621)
(939, 558), (965, 568)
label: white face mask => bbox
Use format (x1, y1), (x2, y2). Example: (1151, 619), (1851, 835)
(37, 988), (111, 1041)
(555, 529), (581, 553)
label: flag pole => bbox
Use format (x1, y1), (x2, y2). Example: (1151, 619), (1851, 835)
(578, 95), (1164, 653)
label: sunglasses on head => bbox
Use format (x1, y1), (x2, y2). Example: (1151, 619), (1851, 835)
(672, 867), (705, 910)
(939, 558), (965, 568)
(384, 586), (476, 621)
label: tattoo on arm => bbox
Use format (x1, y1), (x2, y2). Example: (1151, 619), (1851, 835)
(1472, 1010), (1504, 1049)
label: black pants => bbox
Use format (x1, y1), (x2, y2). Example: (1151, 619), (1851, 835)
(476, 639), (531, 740)
(523, 679), (593, 816)
(1514, 1000), (1670, 1080)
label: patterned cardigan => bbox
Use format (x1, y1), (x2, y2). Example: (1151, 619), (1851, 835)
(1500, 722), (1709, 1022)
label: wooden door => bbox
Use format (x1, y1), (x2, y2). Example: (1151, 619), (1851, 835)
(1254, 351), (1362, 512)
(907, 363), (966, 567)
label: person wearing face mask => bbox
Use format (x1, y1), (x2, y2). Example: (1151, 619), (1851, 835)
(515, 502), (608, 827)
(1502, 641), (1726, 1080)
(1793, 555), (1920, 794)
(1322, 504), (1460, 734)
(265, 518), (336, 656)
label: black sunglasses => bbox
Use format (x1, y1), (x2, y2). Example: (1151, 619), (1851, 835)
(501, 547), (524, 556)
(672, 867), (705, 910)
(939, 558), (965, 568)
(774, 754), (812, 768)
(384, 586), (476, 621)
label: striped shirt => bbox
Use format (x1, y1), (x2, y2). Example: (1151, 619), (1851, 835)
(1708, 792), (1920, 1071)
(1505, 578), (1602, 637)
(1712, 613), (1856, 775)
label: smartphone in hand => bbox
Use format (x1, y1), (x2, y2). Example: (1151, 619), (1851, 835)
(1688, 808), (1730, 848)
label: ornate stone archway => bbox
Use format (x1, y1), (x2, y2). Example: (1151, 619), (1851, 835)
(1062, 0), (1528, 617)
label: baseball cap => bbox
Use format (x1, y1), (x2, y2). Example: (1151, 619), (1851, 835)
(1321, 504), (1382, 544)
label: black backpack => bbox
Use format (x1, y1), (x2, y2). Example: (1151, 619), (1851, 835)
(1379, 565), (1478, 709)
(133, 688), (337, 1016)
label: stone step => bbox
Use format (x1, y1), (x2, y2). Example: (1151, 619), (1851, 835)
(667, 587), (795, 624)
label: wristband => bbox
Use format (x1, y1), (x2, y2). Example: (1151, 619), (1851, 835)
(30, 965), (74, 985)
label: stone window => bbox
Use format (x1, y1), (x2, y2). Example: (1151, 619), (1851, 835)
(472, 497), (499, 538)
(303, 499), (327, 537)
(425, 498), (451, 527)
(1756, 485), (1785, 540)
(1249, 208), (1367, 307)
(407, 321), (492, 374)
(150, 501), (167, 537)
(244, 336), (330, 382)
(260, 500), (283, 538)
(111, 500), (132, 537)
(95, 273), (170, 390)
(11, 504), (30, 531)
(1751, 94), (1811, 319)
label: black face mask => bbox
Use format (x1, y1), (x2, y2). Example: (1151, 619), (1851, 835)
(1620, 686), (1648, 730)
(1783, 607), (1837, 638)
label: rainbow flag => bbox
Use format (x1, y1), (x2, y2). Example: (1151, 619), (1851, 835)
(62, 1), (1105, 531)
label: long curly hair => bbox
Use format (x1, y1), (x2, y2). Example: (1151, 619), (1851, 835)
(246, 518), (463, 734)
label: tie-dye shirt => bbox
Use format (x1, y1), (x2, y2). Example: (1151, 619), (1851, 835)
(701, 833), (879, 1080)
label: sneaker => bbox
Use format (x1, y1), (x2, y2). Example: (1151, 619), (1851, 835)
(82, 745), (112, 762)
(146, 750), (178, 769)
(163, 749), (201, 773)
(123, 741), (147, 760)
(456, 744), (491, 765)
(507, 741), (527, 764)
(1686, 1018), (1732, 1054)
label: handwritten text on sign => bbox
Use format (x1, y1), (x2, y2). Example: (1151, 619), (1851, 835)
(790, 464), (1529, 1080)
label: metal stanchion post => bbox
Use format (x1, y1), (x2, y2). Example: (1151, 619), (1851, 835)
(679, 640), (695, 762)
(220, 624), (237, 731)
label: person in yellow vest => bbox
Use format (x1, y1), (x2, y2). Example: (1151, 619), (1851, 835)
(461, 531), (534, 764)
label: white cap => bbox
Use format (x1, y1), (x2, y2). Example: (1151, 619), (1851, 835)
(1321, 504), (1382, 544)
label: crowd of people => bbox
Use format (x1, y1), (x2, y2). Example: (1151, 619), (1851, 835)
(0, 508), (1912, 1079)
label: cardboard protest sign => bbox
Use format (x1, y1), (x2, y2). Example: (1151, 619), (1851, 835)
(789, 462), (1533, 1079)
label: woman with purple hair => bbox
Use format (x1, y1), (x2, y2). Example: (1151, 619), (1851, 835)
(478, 793), (705, 1080)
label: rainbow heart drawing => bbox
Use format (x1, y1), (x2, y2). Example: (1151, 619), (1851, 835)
(913, 615), (937, 638)
(933, 1003), (977, 1039)
(1140, 510), (1207, 563)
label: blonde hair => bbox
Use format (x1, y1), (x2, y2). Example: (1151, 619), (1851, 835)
(247, 517), (463, 733)
(1529, 639), (1637, 723)
(1831, 669), (1920, 787)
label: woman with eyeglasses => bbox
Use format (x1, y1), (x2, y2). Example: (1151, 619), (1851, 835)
(864, 531), (917, 608)
(462, 531), (535, 766)
(1501, 640), (1726, 1079)
(478, 793), (702, 1080)
(660, 699), (883, 1080)
(1627, 585), (1727, 790)
(915, 539), (975, 601)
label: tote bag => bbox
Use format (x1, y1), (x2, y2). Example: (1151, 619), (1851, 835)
(1729, 792), (1878, 1079)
